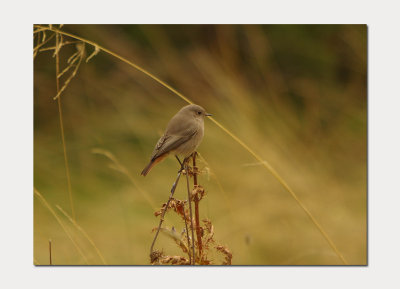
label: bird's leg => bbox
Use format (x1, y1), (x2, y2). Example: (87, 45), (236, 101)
(169, 156), (185, 195)
(175, 155), (183, 169)
(176, 155), (191, 173)
(180, 155), (194, 176)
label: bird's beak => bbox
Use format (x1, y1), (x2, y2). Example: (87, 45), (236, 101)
(205, 113), (212, 117)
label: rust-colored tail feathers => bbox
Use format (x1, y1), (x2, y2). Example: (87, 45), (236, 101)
(141, 154), (167, 176)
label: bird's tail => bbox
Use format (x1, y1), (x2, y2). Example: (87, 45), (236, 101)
(141, 161), (155, 176)
(141, 154), (167, 176)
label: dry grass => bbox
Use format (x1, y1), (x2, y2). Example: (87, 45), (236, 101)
(34, 188), (107, 265)
(33, 24), (366, 265)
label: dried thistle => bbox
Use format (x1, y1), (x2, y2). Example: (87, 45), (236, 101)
(191, 185), (205, 202)
(150, 153), (232, 265)
(152, 197), (232, 265)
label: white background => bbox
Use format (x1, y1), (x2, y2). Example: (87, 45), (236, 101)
(1, 0), (399, 288)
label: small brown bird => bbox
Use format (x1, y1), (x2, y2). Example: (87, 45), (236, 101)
(141, 104), (211, 176)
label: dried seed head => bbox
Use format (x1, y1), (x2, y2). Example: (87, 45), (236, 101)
(150, 250), (163, 264)
(160, 255), (190, 265)
(215, 245), (233, 265)
(191, 185), (205, 201)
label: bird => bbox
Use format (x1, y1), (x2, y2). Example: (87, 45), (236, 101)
(141, 104), (211, 176)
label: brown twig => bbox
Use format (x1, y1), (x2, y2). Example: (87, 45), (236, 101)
(182, 200), (191, 263)
(49, 239), (52, 265)
(175, 156), (192, 260)
(192, 153), (203, 259)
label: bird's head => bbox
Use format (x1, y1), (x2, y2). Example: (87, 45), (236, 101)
(181, 104), (212, 120)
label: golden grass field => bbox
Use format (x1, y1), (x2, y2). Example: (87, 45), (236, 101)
(34, 24), (366, 265)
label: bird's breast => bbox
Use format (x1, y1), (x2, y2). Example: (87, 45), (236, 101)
(175, 126), (204, 158)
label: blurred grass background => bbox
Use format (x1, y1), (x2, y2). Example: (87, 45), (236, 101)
(34, 24), (366, 265)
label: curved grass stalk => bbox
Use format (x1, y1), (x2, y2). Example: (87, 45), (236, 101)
(34, 25), (348, 264)
(34, 188), (89, 264)
(197, 152), (235, 219)
(55, 32), (75, 221)
(33, 25), (193, 105)
(92, 148), (157, 210)
(56, 205), (107, 265)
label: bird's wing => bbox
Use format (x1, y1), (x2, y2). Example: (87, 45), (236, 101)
(150, 111), (199, 160)
(150, 128), (197, 161)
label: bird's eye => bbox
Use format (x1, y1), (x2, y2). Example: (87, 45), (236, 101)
(197, 111), (202, 115)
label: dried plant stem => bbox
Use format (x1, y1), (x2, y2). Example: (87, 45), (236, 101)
(176, 156), (192, 263)
(194, 199), (201, 258)
(183, 203), (191, 262)
(185, 163), (196, 265)
(49, 239), (52, 265)
(55, 32), (75, 221)
(33, 33), (55, 58)
(192, 153), (203, 258)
